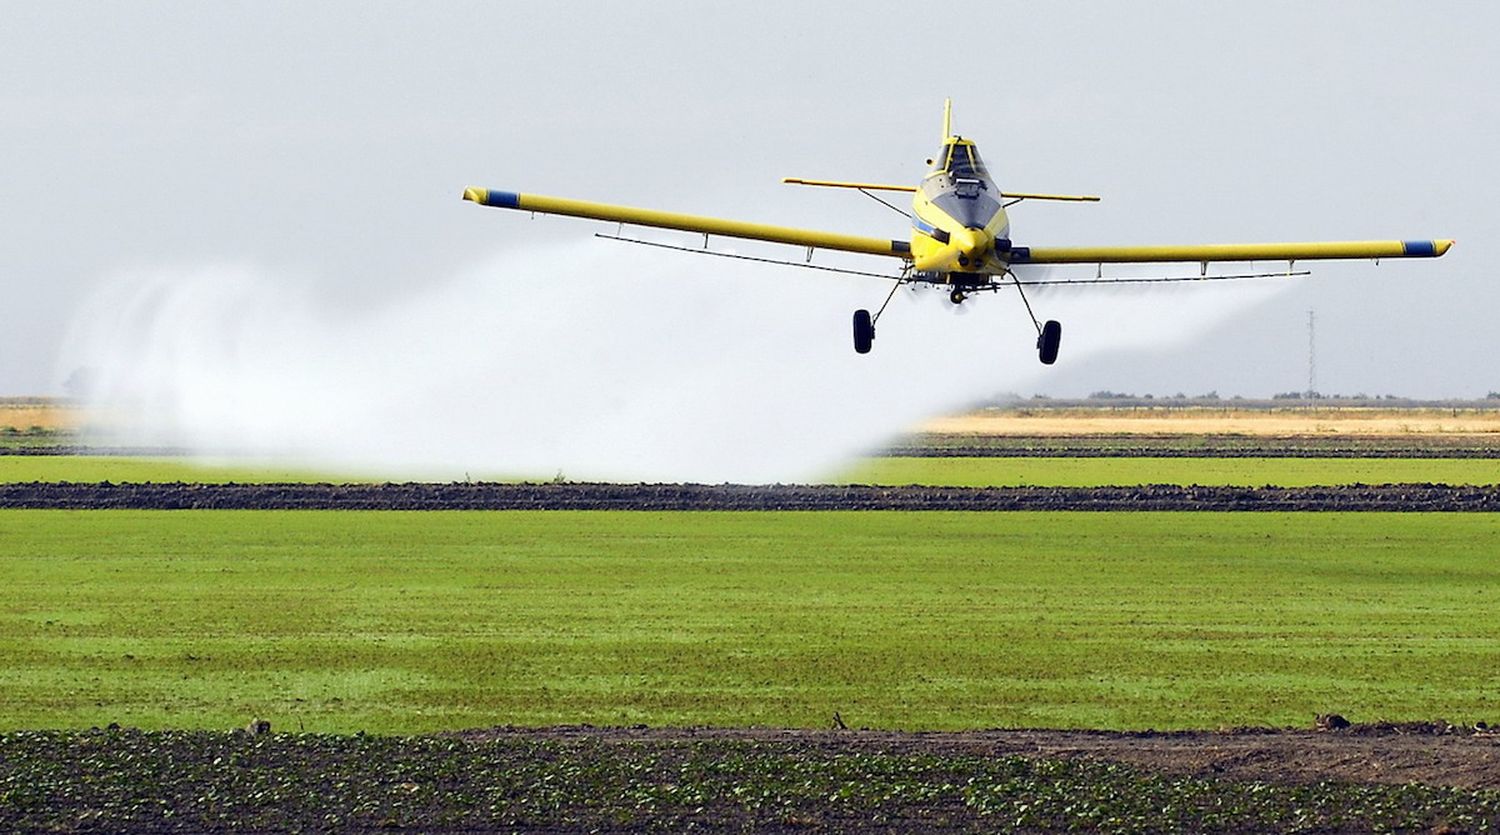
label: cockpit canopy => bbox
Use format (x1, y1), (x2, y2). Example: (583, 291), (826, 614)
(938, 140), (989, 179)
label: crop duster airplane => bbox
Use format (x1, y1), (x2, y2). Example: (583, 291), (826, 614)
(463, 100), (1452, 364)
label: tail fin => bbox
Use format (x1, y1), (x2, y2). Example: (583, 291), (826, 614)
(942, 98), (953, 141)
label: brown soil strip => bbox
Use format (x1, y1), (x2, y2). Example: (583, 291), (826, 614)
(3, 482), (1498, 510)
(461, 723), (1500, 790)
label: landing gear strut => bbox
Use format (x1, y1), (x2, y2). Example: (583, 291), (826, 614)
(1006, 269), (1062, 365)
(851, 276), (907, 354)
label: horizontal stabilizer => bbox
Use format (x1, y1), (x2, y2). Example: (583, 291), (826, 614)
(783, 179), (1099, 203)
(1001, 192), (1100, 203)
(782, 177), (916, 193)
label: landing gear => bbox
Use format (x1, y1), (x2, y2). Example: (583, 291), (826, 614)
(852, 277), (908, 355)
(852, 309), (874, 354)
(1037, 320), (1062, 365)
(850, 273), (1062, 363)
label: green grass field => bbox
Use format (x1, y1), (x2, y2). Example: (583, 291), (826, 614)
(3, 455), (1498, 486)
(2, 510), (1497, 733)
(839, 456), (1500, 487)
(0, 457), (358, 484)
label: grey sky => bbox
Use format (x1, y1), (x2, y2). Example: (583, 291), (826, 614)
(4, 0), (1494, 398)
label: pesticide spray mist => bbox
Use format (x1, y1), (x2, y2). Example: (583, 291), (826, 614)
(60, 241), (1284, 482)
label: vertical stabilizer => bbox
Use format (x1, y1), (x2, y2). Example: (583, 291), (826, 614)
(942, 98), (953, 141)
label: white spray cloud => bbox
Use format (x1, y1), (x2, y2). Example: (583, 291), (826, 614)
(58, 241), (1286, 482)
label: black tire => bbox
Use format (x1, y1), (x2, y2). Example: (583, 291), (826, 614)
(852, 309), (874, 354)
(1037, 319), (1062, 365)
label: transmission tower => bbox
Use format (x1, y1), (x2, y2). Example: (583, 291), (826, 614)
(1306, 309), (1316, 397)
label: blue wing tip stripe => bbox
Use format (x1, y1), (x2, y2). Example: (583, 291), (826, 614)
(484, 190), (522, 209)
(1402, 240), (1437, 257)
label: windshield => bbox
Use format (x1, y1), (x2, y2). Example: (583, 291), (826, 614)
(941, 142), (988, 178)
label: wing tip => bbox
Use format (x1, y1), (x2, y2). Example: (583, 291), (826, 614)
(1404, 239), (1456, 257)
(462, 188), (521, 209)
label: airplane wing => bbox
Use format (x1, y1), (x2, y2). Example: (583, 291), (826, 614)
(462, 188), (913, 259)
(1011, 239), (1454, 264)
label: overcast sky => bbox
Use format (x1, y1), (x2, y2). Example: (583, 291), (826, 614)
(4, 1), (1495, 400)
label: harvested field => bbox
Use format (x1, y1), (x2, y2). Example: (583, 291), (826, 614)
(2, 725), (1498, 834)
(922, 408), (1500, 437)
(0, 401), (77, 432)
(2, 481), (1499, 510)
(0, 410), (73, 433)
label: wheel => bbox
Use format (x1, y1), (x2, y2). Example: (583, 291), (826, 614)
(852, 309), (874, 354)
(1037, 319), (1062, 365)
(949, 289), (966, 305)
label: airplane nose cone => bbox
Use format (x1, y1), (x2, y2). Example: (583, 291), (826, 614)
(953, 227), (987, 260)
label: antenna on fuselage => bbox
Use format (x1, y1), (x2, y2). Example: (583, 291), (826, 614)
(942, 98), (953, 141)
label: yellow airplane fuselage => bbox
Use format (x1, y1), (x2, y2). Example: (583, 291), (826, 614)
(908, 137), (1011, 280)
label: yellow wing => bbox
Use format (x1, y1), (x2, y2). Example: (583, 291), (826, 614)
(462, 188), (912, 259)
(1013, 240), (1454, 264)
